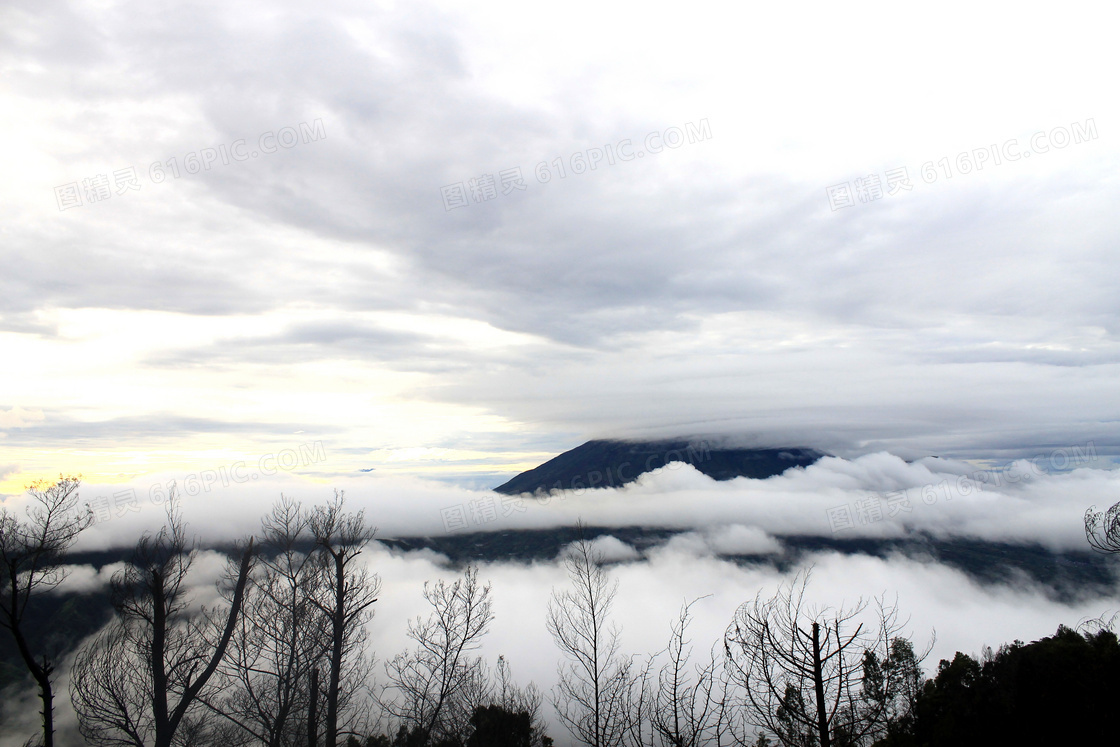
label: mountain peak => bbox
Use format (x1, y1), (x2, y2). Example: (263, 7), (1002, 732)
(494, 438), (825, 495)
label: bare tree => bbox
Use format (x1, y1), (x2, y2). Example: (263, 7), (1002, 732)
(0, 474), (92, 747)
(206, 496), (328, 747)
(70, 496), (255, 747)
(1085, 500), (1120, 553)
(70, 621), (155, 747)
(384, 565), (494, 745)
(1077, 610), (1120, 636)
(309, 491), (380, 747)
(547, 531), (633, 747)
(643, 600), (724, 747)
(723, 571), (920, 747)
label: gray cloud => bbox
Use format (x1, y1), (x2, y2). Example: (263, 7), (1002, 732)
(4, 414), (312, 446)
(149, 321), (446, 366)
(2, 1), (1119, 493)
(10, 1), (1113, 343)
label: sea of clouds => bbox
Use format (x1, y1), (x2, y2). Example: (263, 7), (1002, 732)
(3, 453), (1119, 746)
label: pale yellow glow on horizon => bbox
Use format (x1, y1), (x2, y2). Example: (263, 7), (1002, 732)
(0, 303), (558, 493)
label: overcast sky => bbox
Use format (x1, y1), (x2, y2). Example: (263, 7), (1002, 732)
(2, 0), (1119, 493)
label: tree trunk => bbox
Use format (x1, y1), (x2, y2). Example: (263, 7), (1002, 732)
(152, 578), (172, 747)
(40, 679), (54, 747)
(811, 622), (831, 747)
(308, 667), (319, 747)
(9, 618), (56, 747)
(326, 553), (345, 747)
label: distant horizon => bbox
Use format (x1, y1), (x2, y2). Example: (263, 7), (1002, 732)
(4, 427), (1116, 499)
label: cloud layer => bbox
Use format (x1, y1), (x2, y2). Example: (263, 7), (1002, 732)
(9, 531), (1119, 747)
(0, 450), (1102, 556)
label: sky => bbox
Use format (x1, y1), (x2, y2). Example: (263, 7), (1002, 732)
(2, 0), (1119, 495)
(2, 7), (1120, 741)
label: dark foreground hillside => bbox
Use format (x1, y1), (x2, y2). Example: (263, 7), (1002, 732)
(878, 625), (1120, 747)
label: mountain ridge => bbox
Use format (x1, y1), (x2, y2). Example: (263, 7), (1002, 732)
(493, 438), (826, 494)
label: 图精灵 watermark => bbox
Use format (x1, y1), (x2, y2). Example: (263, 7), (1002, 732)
(440, 118), (712, 211)
(826, 441), (1100, 533)
(79, 441), (327, 525)
(53, 119), (326, 212)
(825, 118), (1098, 211)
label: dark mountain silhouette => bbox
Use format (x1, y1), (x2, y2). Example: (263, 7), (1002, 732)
(493, 439), (826, 495)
